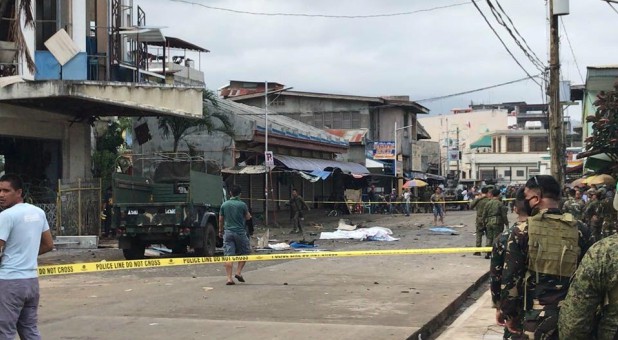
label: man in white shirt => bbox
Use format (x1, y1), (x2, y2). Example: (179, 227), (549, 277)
(0, 174), (54, 339)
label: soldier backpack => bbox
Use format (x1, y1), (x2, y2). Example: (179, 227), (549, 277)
(527, 211), (580, 280)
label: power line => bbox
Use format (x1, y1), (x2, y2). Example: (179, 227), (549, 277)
(471, 0), (542, 87)
(607, 1), (618, 15)
(170, 0), (471, 19)
(486, 0), (546, 72)
(414, 75), (542, 102)
(560, 17), (584, 83)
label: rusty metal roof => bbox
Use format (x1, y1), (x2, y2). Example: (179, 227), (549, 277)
(325, 129), (368, 144)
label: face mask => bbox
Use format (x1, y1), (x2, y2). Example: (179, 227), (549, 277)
(523, 197), (537, 216)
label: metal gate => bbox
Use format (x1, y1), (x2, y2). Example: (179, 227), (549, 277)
(57, 178), (102, 236)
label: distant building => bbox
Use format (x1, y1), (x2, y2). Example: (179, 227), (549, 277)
(221, 81), (431, 181)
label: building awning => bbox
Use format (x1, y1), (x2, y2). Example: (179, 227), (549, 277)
(275, 154), (369, 174)
(470, 135), (492, 149)
(0, 81), (204, 118)
(221, 165), (268, 174)
(584, 153), (615, 171)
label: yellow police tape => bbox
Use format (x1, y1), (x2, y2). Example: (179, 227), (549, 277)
(37, 246), (493, 277)
(252, 198), (514, 204)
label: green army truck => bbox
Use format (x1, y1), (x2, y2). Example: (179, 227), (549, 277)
(110, 156), (225, 260)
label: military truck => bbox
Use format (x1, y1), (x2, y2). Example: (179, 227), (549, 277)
(110, 154), (225, 260)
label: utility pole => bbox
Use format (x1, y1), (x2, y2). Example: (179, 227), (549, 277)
(548, 0), (567, 186)
(264, 81), (269, 226)
(456, 127), (460, 180)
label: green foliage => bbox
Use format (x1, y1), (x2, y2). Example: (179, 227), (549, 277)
(92, 149), (116, 189)
(584, 82), (618, 163)
(157, 89), (234, 152)
(97, 121), (124, 152)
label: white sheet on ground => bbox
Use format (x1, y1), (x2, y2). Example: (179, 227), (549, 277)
(320, 227), (399, 241)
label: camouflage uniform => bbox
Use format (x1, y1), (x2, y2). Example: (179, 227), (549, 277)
(500, 208), (592, 340)
(559, 234), (618, 339)
(471, 196), (489, 247)
(490, 222), (524, 339)
(482, 198), (506, 247)
(561, 197), (584, 221)
(601, 196), (617, 238)
(583, 198), (603, 242)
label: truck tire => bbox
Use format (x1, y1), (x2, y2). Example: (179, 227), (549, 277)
(194, 222), (216, 257)
(123, 242), (146, 260)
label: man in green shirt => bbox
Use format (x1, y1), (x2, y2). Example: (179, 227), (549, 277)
(218, 185), (252, 286)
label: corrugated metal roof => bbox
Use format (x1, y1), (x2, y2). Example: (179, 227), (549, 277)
(416, 121), (431, 140)
(275, 154), (369, 174)
(148, 36), (209, 52)
(325, 129), (368, 144)
(205, 99), (348, 147)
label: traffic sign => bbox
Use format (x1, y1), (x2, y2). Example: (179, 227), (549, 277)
(264, 151), (274, 168)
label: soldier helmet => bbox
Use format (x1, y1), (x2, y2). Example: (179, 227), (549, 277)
(597, 188), (607, 197)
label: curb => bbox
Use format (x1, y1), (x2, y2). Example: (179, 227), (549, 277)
(406, 271), (490, 340)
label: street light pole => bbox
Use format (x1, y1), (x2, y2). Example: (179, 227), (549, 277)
(394, 122), (416, 178)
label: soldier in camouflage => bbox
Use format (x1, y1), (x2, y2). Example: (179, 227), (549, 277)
(601, 190), (617, 238)
(499, 175), (591, 339)
(559, 233), (618, 339)
(491, 188), (527, 340)
(561, 188), (584, 221)
(470, 187), (490, 256)
(482, 188), (508, 259)
(583, 189), (603, 242)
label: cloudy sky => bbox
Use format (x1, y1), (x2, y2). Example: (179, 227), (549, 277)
(134, 0), (617, 116)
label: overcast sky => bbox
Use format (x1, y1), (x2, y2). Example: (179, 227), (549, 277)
(134, 0), (618, 117)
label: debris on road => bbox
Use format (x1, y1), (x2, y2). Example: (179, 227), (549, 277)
(428, 227), (459, 235)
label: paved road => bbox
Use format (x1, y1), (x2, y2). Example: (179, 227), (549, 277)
(37, 210), (498, 339)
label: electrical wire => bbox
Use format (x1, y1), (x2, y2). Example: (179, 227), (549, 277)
(471, 0), (542, 87)
(170, 0), (471, 19)
(414, 74), (542, 102)
(491, 0), (545, 68)
(607, 1), (618, 15)
(560, 17), (584, 83)
(486, 0), (546, 73)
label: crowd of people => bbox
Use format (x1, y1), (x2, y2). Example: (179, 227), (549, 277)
(478, 174), (618, 339)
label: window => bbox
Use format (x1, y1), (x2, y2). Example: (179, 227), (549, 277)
(506, 137), (523, 152)
(36, 0), (58, 51)
(270, 96), (285, 106)
(516, 170), (525, 177)
(504, 170), (511, 177)
(529, 136), (549, 152)
(480, 170), (494, 180)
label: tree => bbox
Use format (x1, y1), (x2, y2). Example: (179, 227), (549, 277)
(158, 89), (234, 152)
(583, 81), (618, 166)
(2, 0), (35, 73)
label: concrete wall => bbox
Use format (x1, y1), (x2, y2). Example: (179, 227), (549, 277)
(419, 109), (509, 148)
(0, 104), (91, 180)
(238, 96), (371, 128)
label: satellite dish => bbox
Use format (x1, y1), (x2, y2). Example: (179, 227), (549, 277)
(44, 29), (80, 66)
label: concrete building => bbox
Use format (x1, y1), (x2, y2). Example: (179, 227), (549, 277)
(419, 109), (510, 178)
(469, 129), (551, 185)
(220, 81), (431, 183)
(0, 1), (206, 194)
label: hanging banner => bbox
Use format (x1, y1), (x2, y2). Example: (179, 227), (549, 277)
(448, 150), (459, 161)
(373, 141), (395, 160)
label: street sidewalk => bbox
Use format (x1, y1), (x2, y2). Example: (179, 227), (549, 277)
(436, 289), (506, 340)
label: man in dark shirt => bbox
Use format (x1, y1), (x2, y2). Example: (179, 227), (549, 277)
(218, 185), (252, 285)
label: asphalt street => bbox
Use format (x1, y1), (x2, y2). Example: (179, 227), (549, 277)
(37, 209), (500, 339)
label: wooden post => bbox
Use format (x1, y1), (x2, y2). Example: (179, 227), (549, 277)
(549, 0), (565, 185)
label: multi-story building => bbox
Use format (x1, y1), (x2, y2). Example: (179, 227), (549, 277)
(0, 1), (207, 189)
(469, 129), (551, 185)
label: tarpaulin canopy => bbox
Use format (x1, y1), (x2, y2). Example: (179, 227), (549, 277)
(275, 154), (369, 174)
